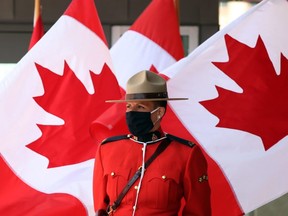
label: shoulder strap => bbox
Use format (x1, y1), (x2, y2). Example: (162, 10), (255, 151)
(101, 134), (130, 145)
(166, 133), (195, 148)
(107, 138), (171, 214)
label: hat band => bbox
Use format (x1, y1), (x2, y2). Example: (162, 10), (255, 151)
(126, 92), (168, 100)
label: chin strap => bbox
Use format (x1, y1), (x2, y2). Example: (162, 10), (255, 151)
(132, 142), (147, 216)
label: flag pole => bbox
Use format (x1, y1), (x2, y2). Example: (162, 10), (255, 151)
(29, 0), (44, 50)
(33, 0), (41, 27)
(173, 0), (180, 22)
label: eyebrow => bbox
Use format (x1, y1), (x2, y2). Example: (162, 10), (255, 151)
(127, 102), (150, 108)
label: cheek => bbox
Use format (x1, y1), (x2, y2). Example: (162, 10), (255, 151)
(151, 113), (159, 123)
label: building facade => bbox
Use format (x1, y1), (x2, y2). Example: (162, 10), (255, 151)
(0, 0), (219, 63)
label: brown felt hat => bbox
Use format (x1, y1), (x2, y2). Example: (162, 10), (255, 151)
(106, 70), (187, 102)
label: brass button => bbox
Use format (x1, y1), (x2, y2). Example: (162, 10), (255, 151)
(134, 185), (138, 190)
(162, 175), (166, 180)
(188, 141), (194, 146)
(198, 174), (208, 183)
(111, 172), (115, 177)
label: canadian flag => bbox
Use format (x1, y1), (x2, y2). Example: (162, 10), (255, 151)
(163, 0), (288, 215)
(91, 0), (193, 140)
(110, 0), (184, 89)
(28, 0), (44, 50)
(0, 0), (121, 215)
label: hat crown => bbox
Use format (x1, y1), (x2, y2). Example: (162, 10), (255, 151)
(126, 70), (167, 94)
(105, 70), (187, 102)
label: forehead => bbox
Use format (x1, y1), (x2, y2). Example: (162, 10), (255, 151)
(126, 101), (155, 107)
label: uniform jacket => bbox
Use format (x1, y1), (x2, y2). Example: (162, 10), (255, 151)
(93, 130), (211, 216)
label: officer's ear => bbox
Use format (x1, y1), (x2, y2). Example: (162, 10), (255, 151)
(158, 107), (166, 119)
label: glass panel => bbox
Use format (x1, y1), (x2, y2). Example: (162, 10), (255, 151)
(219, 1), (256, 29)
(111, 25), (199, 56)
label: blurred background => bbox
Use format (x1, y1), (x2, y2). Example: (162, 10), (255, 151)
(0, 0), (260, 63)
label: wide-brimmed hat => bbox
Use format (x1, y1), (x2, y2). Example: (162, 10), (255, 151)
(106, 70), (187, 102)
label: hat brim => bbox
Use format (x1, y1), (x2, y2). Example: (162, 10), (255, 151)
(106, 97), (188, 103)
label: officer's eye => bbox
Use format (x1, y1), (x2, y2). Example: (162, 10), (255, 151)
(137, 105), (146, 110)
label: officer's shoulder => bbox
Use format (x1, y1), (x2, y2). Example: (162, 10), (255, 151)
(101, 134), (131, 145)
(166, 134), (195, 148)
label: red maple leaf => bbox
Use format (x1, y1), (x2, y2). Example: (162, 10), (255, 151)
(200, 34), (288, 151)
(28, 62), (121, 168)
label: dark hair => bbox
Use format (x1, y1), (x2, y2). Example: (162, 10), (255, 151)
(153, 101), (167, 109)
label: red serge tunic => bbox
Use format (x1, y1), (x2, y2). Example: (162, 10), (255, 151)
(93, 131), (211, 216)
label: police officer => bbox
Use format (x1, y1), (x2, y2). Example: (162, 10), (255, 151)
(93, 70), (211, 216)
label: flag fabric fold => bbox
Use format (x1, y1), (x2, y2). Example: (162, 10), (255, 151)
(0, 0), (121, 215)
(162, 0), (288, 214)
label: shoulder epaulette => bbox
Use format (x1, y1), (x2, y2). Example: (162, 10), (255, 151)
(101, 134), (130, 145)
(166, 134), (195, 148)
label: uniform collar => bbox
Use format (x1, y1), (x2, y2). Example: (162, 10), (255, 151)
(130, 130), (165, 143)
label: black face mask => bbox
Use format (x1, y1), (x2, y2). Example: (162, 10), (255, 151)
(126, 108), (159, 136)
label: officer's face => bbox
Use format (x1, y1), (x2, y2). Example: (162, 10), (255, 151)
(126, 101), (165, 130)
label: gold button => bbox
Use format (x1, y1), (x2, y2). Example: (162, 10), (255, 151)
(111, 172), (115, 177)
(133, 206), (136, 210)
(198, 174), (208, 182)
(162, 175), (166, 180)
(134, 185), (138, 190)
